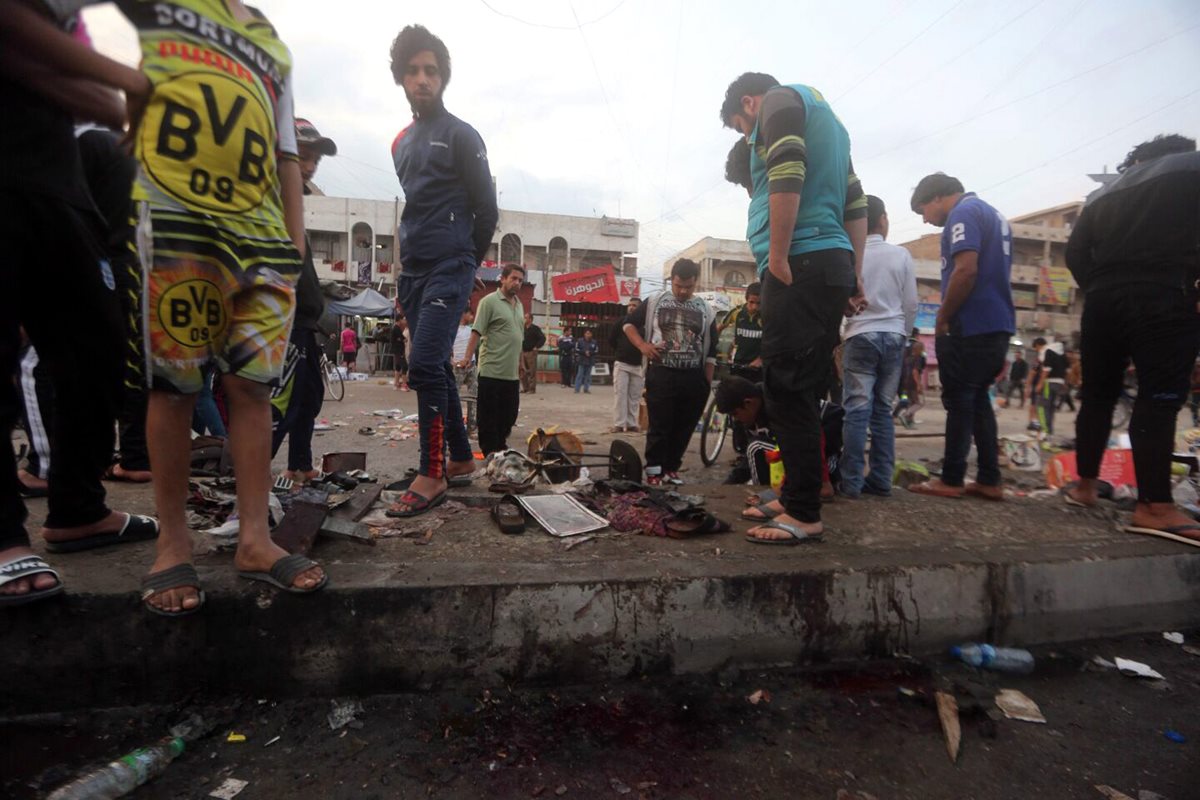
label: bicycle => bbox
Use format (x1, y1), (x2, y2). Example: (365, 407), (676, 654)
(319, 351), (345, 401)
(699, 362), (736, 466)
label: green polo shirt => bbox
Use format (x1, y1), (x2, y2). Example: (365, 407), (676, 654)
(473, 289), (524, 380)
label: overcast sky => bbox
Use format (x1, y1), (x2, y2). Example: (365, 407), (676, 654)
(84, 0), (1200, 283)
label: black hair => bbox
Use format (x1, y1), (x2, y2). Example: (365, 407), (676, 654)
(1118, 133), (1196, 172)
(745, 281), (761, 298)
(909, 173), (964, 213)
(720, 72), (779, 128)
(724, 137), (752, 192)
(501, 263), (525, 278)
(715, 376), (761, 414)
(867, 195), (887, 233)
(671, 258), (701, 281)
(390, 25), (451, 88)
(1032, 337), (1047, 347)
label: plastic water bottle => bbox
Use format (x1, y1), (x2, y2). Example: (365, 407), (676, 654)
(47, 737), (184, 799)
(950, 643), (1035, 674)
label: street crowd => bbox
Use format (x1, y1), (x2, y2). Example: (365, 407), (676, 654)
(2, 5), (1198, 617)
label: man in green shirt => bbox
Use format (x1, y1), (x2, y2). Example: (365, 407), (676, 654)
(457, 264), (525, 455)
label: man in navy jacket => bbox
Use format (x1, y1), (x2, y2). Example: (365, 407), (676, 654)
(388, 25), (499, 516)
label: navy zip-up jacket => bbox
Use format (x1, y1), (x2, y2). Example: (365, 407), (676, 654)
(391, 102), (499, 272)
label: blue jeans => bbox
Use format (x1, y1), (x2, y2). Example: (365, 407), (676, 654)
(574, 361), (593, 392)
(935, 331), (1010, 487)
(192, 366), (226, 437)
(840, 331), (905, 495)
(397, 256), (476, 477)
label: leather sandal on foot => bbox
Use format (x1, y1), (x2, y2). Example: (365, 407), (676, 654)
(141, 563), (205, 617)
(385, 489), (447, 518)
(238, 553), (328, 593)
(1123, 523), (1200, 548)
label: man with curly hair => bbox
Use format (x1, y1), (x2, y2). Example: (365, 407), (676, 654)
(388, 25), (498, 517)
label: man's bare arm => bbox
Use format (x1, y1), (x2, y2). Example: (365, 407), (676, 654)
(278, 159), (307, 260)
(767, 192), (800, 285)
(0, 48), (123, 127)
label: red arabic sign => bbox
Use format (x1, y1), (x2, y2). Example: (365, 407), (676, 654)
(551, 266), (620, 303)
(618, 278), (641, 300)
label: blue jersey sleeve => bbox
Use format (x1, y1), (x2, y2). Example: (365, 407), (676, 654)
(946, 202), (983, 257)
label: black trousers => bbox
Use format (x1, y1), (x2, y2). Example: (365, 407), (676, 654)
(1076, 284), (1200, 503)
(271, 327), (325, 472)
(559, 355), (574, 386)
(1, 193), (123, 549)
(114, 254), (150, 471)
(477, 376), (520, 456)
(644, 366), (709, 473)
(761, 251), (853, 523)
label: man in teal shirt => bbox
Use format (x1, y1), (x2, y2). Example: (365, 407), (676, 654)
(721, 72), (868, 544)
(458, 264), (525, 455)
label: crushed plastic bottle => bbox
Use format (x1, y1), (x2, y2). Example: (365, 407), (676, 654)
(950, 643), (1035, 674)
(47, 737), (184, 800)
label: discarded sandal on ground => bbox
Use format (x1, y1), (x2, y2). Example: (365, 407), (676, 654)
(0, 555), (63, 607)
(492, 494), (525, 534)
(744, 520), (824, 546)
(141, 563), (205, 617)
(44, 513), (160, 554)
(386, 489), (447, 518)
(238, 553), (328, 594)
(1124, 523), (1200, 548)
(741, 502), (780, 521)
(664, 508), (730, 538)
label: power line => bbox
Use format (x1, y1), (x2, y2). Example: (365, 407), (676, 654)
(833, 0), (969, 102)
(477, 0), (628, 30)
(979, 85), (1200, 192)
(859, 18), (1200, 162)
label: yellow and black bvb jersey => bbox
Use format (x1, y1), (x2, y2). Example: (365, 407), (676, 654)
(52, 0), (299, 235)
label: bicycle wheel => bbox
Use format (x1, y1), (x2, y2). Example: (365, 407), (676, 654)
(699, 395), (729, 466)
(324, 357), (345, 401)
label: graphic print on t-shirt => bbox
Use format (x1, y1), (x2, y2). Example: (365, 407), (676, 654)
(651, 297), (705, 370)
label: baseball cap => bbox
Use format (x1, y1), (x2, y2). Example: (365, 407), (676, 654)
(295, 118), (337, 156)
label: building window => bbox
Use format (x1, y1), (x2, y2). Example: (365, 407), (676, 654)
(548, 236), (569, 270)
(724, 270), (746, 288)
(500, 233), (522, 264)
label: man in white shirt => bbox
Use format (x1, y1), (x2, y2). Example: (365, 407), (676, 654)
(839, 196), (917, 498)
(451, 309), (477, 425)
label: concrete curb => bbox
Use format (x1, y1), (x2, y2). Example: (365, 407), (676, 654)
(4, 545), (1198, 714)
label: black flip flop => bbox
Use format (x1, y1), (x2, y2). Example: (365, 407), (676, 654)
(386, 488), (448, 518)
(45, 513), (160, 553)
(141, 563), (205, 617)
(239, 553), (328, 594)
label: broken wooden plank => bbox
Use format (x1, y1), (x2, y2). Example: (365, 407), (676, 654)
(331, 482), (384, 522)
(319, 516), (375, 546)
(270, 500), (328, 556)
(935, 690), (961, 764)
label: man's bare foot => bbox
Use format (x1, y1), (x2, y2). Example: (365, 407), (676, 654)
(144, 530), (201, 614)
(820, 481), (835, 500)
(41, 510), (137, 545)
(0, 545), (60, 599)
(964, 481), (1004, 501)
(1129, 502), (1200, 540)
(907, 479), (964, 499)
(284, 469), (320, 484)
(1064, 480), (1098, 507)
(17, 469), (47, 492)
(234, 539), (325, 590)
(104, 464), (153, 482)
(746, 513), (823, 542)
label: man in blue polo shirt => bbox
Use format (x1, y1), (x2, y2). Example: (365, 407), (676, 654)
(907, 173), (1014, 501)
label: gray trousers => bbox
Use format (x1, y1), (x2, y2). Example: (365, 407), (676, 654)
(612, 361), (644, 429)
